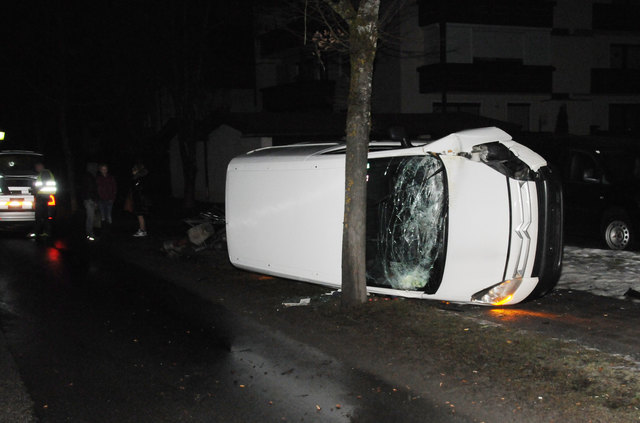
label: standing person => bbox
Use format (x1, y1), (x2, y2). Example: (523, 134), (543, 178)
(96, 163), (117, 229)
(29, 161), (56, 238)
(131, 161), (150, 237)
(81, 162), (98, 241)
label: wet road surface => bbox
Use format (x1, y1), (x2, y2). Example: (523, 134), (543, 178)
(0, 231), (470, 422)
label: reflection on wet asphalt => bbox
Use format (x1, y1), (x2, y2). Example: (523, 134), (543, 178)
(0, 233), (469, 422)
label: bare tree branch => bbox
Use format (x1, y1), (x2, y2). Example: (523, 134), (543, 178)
(322, 0), (357, 22)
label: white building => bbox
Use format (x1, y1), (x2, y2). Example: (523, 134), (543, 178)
(255, 0), (640, 136)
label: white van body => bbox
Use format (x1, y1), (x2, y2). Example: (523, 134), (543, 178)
(226, 127), (563, 305)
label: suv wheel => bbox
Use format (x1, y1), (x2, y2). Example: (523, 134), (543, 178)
(603, 217), (633, 250)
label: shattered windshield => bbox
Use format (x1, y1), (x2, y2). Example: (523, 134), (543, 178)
(366, 155), (448, 293)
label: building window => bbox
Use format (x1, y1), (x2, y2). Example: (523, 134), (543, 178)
(433, 103), (481, 114)
(610, 44), (640, 69)
(610, 0), (637, 5)
(609, 104), (640, 135)
(507, 103), (531, 132)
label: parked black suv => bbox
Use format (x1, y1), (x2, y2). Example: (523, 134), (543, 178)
(522, 135), (640, 250)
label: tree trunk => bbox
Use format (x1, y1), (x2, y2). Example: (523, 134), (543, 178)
(58, 99), (77, 213)
(55, 11), (77, 213)
(341, 0), (380, 308)
(178, 118), (197, 210)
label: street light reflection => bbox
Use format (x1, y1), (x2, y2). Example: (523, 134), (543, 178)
(53, 239), (68, 251)
(46, 247), (61, 263)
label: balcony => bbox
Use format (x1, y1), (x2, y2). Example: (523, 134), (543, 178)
(418, 0), (554, 28)
(418, 62), (553, 94)
(591, 68), (640, 94)
(593, 3), (640, 31)
(261, 80), (336, 112)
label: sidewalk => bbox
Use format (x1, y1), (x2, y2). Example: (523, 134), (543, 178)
(0, 329), (35, 423)
(108, 226), (640, 423)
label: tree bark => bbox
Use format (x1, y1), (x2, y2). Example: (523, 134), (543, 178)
(56, 11), (77, 213)
(170, 1), (210, 211)
(178, 116), (197, 210)
(340, 0), (380, 308)
(58, 98), (77, 213)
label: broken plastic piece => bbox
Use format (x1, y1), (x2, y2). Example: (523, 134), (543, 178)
(187, 222), (215, 245)
(282, 298), (311, 307)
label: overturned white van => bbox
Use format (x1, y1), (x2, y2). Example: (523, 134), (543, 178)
(225, 127), (563, 305)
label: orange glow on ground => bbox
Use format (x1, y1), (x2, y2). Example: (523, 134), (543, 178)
(488, 308), (593, 325)
(251, 274), (275, 280)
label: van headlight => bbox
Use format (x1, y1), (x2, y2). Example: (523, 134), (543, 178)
(471, 278), (523, 306)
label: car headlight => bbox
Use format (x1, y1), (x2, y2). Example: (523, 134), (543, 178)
(471, 278), (523, 306)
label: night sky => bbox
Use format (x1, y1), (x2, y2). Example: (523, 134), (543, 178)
(0, 0), (255, 170)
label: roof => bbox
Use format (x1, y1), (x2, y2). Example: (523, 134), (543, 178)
(237, 127), (513, 161)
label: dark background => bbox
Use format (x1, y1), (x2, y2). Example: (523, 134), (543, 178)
(0, 0), (256, 208)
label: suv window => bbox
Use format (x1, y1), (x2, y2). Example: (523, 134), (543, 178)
(0, 153), (41, 175)
(568, 152), (600, 183)
(600, 151), (640, 182)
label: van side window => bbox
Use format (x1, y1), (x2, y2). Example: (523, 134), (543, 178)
(569, 152), (600, 183)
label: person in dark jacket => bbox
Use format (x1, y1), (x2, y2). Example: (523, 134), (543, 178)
(81, 162), (98, 241)
(29, 161), (56, 238)
(131, 161), (150, 237)
(96, 163), (117, 227)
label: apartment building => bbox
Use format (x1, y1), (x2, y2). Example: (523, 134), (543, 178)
(255, 0), (640, 136)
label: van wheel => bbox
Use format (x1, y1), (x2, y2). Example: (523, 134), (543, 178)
(603, 215), (633, 250)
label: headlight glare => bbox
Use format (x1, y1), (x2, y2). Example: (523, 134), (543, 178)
(471, 278), (523, 306)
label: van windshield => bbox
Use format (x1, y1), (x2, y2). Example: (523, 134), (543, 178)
(366, 155), (447, 293)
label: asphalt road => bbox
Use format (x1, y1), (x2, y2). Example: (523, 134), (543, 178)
(0, 230), (472, 423)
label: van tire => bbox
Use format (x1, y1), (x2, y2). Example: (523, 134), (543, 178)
(602, 211), (634, 250)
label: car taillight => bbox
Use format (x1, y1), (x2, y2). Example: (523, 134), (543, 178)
(1, 199), (33, 209)
(48, 195), (56, 206)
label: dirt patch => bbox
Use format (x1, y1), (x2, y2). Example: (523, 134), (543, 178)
(277, 295), (640, 422)
(116, 238), (640, 422)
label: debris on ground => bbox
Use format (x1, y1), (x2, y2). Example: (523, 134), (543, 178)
(282, 298), (311, 307)
(187, 222), (215, 246)
(161, 210), (226, 258)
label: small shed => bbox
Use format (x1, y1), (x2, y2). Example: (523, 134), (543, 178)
(169, 124), (271, 203)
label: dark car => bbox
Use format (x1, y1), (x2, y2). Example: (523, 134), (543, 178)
(0, 150), (56, 226)
(522, 135), (640, 250)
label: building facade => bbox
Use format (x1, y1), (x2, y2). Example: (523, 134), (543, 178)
(255, 0), (640, 136)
